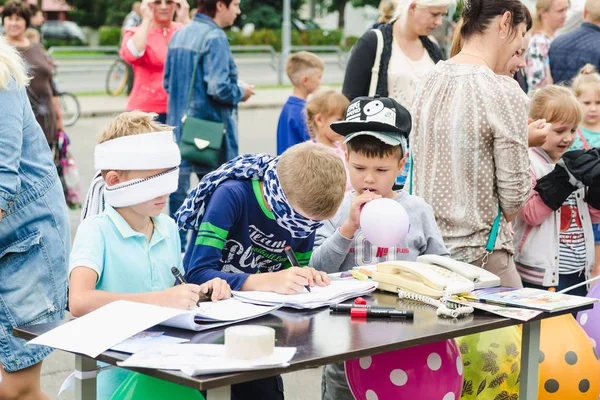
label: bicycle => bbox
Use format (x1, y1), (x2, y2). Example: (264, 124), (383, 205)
(57, 90), (81, 127)
(106, 57), (132, 96)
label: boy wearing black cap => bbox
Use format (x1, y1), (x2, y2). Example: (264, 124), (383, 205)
(310, 96), (448, 400)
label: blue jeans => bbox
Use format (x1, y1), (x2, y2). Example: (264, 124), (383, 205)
(0, 175), (69, 371)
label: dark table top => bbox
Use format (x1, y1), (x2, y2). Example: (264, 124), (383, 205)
(13, 292), (593, 391)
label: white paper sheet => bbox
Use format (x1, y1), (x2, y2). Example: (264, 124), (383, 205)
(27, 301), (187, 358)
(232, 280), (378, 309)
(118, 344), (297, 375)
(111, 332), (189, 354)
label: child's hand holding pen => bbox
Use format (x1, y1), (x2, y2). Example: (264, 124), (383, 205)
(276, 247), (331, 294)
(171, 267), (231, 307)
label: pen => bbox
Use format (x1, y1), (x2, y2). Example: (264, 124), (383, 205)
(284, 245), (311, 293)
(171, 267), (212, 302)
(171, 266), (186, 285)
(330, 304), (395, 313)
(350, 308), (414, 319)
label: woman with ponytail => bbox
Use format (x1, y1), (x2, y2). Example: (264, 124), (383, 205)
(411, 0), (533, 287)
(0, 34), (69, 400)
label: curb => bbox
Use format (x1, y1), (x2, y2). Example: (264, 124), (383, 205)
(80, 102), (285, 118)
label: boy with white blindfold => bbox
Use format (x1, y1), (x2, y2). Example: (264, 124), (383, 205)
(68, 112), (231, 400)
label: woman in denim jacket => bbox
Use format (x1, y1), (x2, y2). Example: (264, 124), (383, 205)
(164, 0), (254, 251)
(0, 35), (69, 399)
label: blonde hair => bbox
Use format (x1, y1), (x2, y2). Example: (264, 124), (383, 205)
(450, 18), (464, 57)
(378, 0), (399, 23)
(25, 28), (41, 43)
(0, 35), (29, 89)
(305, 89), (349, 140)
(529, 85), (582, 128)
(572, 64), (600, 97)
(277, 142), (346, 220)
(97, 111), (173, 144)
(533, 0), (568, 31)
(394, 0), (455, 20)
(286, 51), (324, 86)
(586, 0), (600, 23)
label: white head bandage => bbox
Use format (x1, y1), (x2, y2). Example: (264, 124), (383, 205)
(94, 131), (181, 171)
(82, 131), (181, 219)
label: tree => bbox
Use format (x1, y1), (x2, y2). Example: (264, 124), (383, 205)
(236, 0), (305, 30)
(316, 0), (379, 29)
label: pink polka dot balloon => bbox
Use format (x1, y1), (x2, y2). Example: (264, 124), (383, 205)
(577, 282), (600, 351)
(345, 339), (464, 400)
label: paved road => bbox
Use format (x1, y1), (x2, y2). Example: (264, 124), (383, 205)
(54, 55), (346, 93)
(39, 110), (323, 399)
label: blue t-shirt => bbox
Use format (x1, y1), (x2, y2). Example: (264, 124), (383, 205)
(183, 179), (315, 290)
(573, 126), (600, 150)
(276, 96), (310, 155)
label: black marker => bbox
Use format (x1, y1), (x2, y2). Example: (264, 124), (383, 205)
(171, 267), (212, 302)
(330, 304), (395, 313)
(171, 267), (186, 285)
(284, 245), (311, 293)
(351, 308), (414, 319)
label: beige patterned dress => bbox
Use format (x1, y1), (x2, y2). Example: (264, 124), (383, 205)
(410, 61), (531, 263)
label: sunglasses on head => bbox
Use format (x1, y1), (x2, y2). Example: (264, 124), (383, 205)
(151, 0), (181, 7)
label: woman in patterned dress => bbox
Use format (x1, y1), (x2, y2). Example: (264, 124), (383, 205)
(411, 0), (533, 287)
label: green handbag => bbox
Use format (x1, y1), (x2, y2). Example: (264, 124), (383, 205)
(179, 25), (226, 169)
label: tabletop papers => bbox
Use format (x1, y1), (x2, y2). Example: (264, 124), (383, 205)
(233, 280), (378, 309)
(118, 344), (297, 376)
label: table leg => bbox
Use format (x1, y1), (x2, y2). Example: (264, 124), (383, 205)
(520, 319), (541, 400)
(75, 354), (97, 400)
(207, 386), (231, 400)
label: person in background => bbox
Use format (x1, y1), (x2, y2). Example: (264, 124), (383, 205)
(276, 51), (324, 155)
(122, 1), (142, 31)
(29, 3), (43, 34)
(119, 0), (188, 124)
(25, 27), (41, 44)
(342, 0), (454, 190)
(411, 0), (532, 286)
(0, 34), (69, 400)
(164, 0), (255, 252)
(371, 0), (398, 29)
(571, 64), (600, 279)
(305, 88), (352, 191)
(514, 86), (600, 295)
(549, 0), (600, 85)
(556, 0), (586, 35)
(525, 0), (569, 92)
(2, 1), (63, 148)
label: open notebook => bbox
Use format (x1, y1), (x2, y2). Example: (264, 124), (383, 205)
(233, 280), (378, 309)
(162, 298), (280, 330)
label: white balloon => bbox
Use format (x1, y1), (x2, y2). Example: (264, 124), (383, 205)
(360, 198), (409, 248)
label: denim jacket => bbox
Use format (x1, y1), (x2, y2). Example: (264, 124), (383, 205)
(0, 79), (69, 371)
(164, 13), (244, 166)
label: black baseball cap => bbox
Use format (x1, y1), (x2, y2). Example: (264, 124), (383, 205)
(331, 96), (412, 138)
